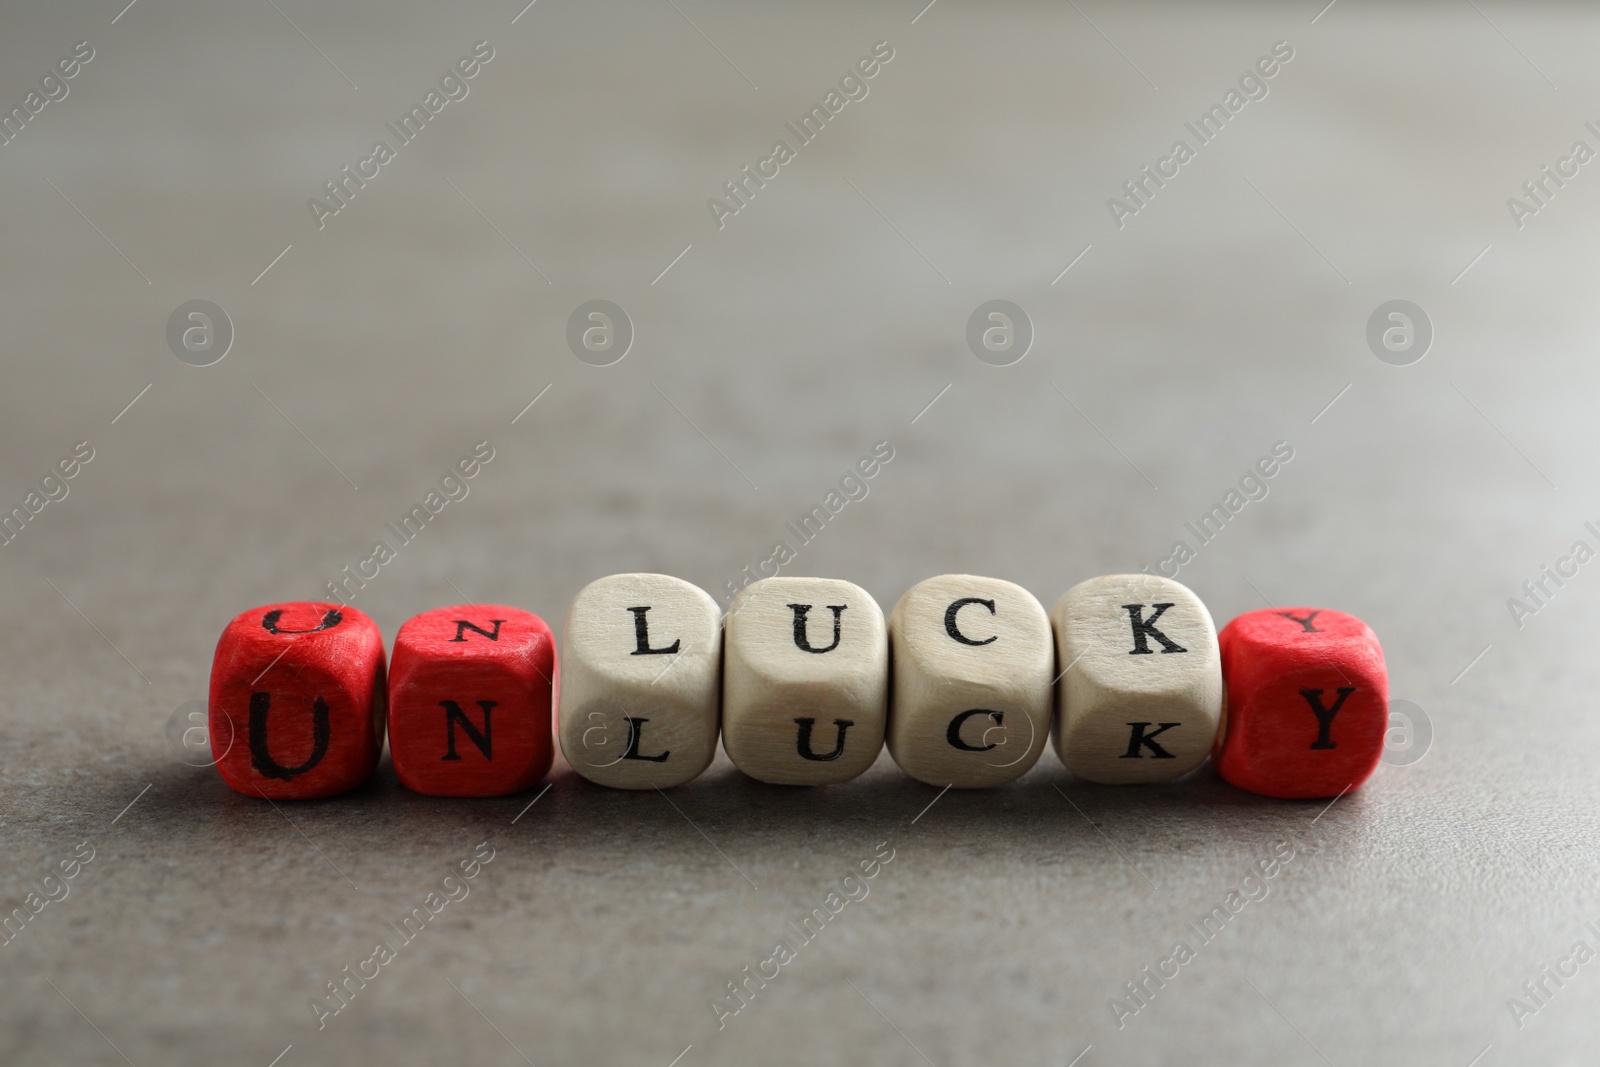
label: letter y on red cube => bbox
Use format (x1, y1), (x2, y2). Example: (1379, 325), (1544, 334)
(388, 605), (555, 797)
(209, 602), (386, 799)
(1214, 608), (1388, 799)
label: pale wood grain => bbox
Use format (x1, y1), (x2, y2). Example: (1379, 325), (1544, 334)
(722, 576), (887, 785)
(556, 573), (722, 789)
(887, 574), (1053, 788)
(1052, 573), (1222, 784)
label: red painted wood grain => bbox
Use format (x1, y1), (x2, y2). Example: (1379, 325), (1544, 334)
(388, 605), (555, 797)
(209, 601), (386, 800)
(1213, 607), (1388, 800)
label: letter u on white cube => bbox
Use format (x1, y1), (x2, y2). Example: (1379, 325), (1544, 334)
(557, 573), (722, 789)
(722, 576), (888, 786)
(887, 575), (1053, 788)
(1052, 574), (1222, 783)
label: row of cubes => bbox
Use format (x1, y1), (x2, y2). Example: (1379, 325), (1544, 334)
(208, 572), (1389, 802)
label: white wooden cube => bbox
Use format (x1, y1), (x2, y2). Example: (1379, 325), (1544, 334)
(722, 576), (887, 785)
(556, 573), (722, 789)
(887, 575), (1053, 788)
(1052, 573), (1222, 784)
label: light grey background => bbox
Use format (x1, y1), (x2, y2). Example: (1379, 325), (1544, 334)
(0, 0), (1595, 1064)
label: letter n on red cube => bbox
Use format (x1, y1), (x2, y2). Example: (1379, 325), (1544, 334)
(388, 605), (556, 797)
(209, 602), (387, 799)
(1213, 607), (1388, 800)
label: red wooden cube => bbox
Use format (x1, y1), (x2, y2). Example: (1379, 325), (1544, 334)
(209, 601), (386, 799)
(388, 605), (556, 797)
(1214, 607), (1388, 799)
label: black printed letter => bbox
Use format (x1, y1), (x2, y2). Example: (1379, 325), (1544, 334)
(1299, 687), (1354, 750)
(627, 606), (680, 655)
(450, 619), (504, 642)
(944, 598), (998, 646)
(1123, 604), (1187, 655)
(946, 709), (1003, 751)
(1277, 611), (1322, 633)
(795, 717), (854, 761)
(441, 700), (496, 760)
(261, 608), (341, 635)
(789, 604), (846, 654)
(249, 692), (330, 779)
(621, 717), (670, 762)
(1121, 722), (1180, 758)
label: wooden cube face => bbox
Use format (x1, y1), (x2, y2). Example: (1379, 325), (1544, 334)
(209, 601), (386, 800)
(388, 605), (555, 797)
(1052, 574), (1222, 784)
(1214, 607), (1388, 799)
(723, 577), (887, 786)
(556, 574), (721, 790)
(887, 575), (1053, 788)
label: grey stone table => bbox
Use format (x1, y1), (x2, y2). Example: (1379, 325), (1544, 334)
(0, 0), (1595, 1063)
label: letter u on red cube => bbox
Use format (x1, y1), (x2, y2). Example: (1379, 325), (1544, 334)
(1214, 607), (1388, 799)
(388, 605), (555, 797)
(209, 602), (387, 799)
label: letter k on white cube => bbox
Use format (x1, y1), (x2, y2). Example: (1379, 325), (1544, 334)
(1053, 574), (1222, 783)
